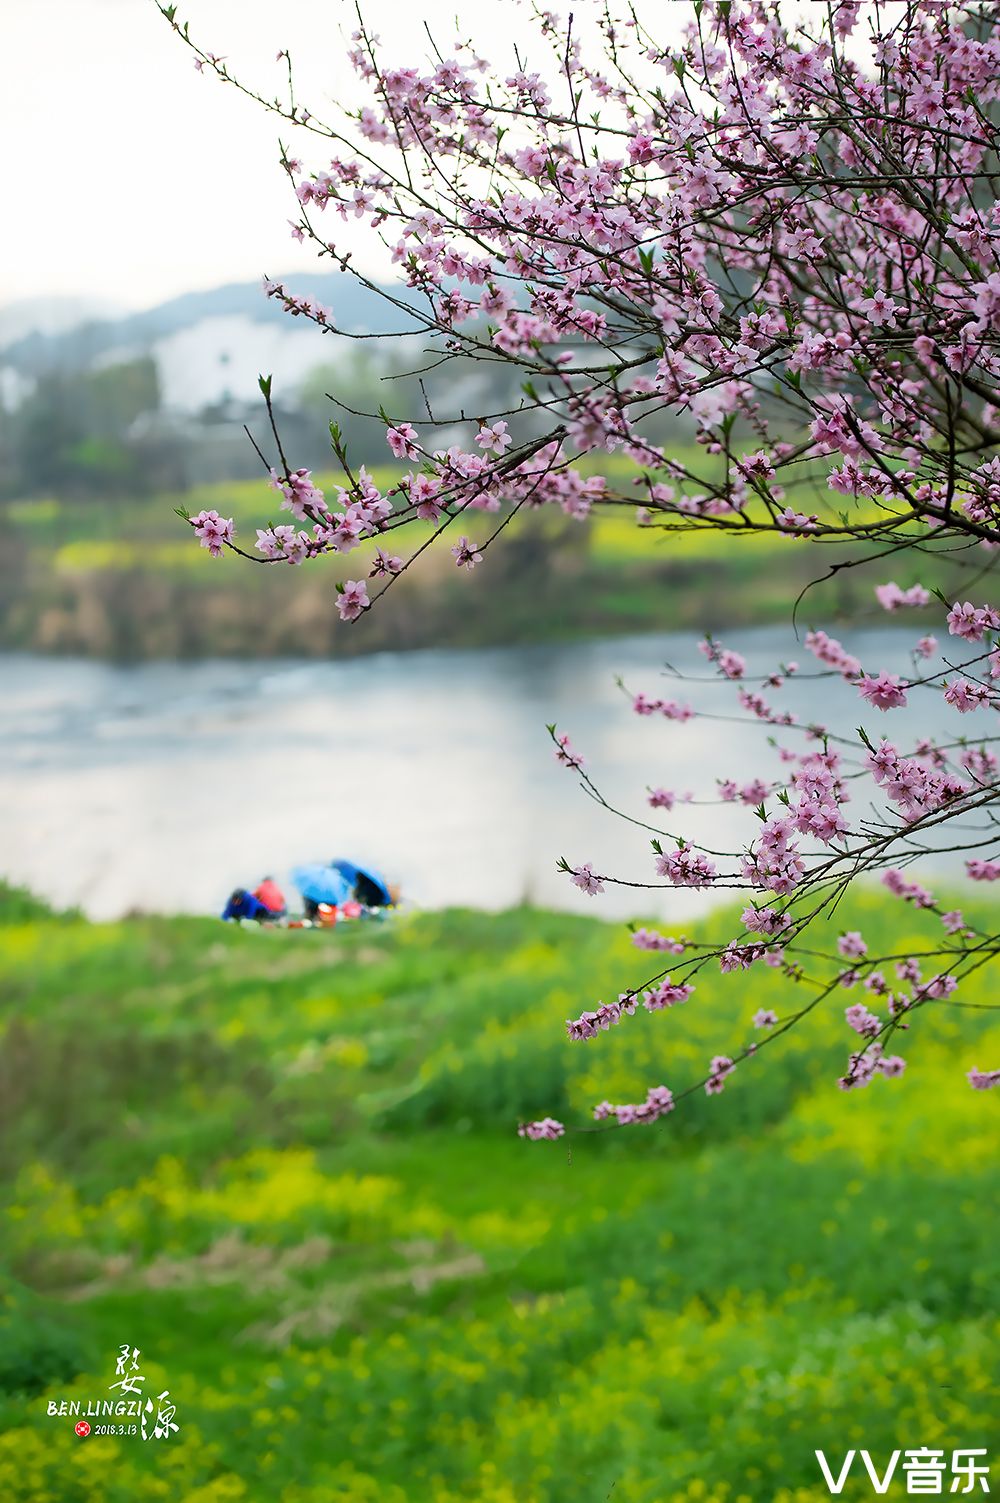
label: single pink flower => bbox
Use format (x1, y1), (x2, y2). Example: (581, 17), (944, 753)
(337, 579), (369, 622)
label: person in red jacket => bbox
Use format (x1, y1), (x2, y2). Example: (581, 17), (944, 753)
(253, 877), (286, 917)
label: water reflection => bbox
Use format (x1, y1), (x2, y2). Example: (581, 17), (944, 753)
(0, 628), (972, 920)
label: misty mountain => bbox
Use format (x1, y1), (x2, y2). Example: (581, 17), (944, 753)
(0, 295), (127, 348)
(0, 273), (425, 394)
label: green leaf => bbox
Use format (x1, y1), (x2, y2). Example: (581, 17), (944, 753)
(258, 374), (273, 399)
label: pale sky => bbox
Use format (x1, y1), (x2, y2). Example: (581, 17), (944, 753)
(2, 0), (536, 311)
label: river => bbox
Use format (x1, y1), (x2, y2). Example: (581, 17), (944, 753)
(0, 627), (976, 921)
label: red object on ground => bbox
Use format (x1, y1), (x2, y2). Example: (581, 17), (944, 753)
(254, 878), (286, 913)
(341, 900), (363, 919)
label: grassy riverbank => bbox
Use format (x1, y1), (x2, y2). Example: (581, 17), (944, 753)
(0, 885), (997, 1501)
(0, 454), (934, 659)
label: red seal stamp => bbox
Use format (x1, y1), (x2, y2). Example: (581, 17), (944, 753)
(75, 1420), (91, 1437)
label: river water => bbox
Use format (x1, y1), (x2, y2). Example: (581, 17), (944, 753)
(0, 627), (975, 921)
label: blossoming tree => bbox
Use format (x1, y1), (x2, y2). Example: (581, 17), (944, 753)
(163, 0), (1000, 1132)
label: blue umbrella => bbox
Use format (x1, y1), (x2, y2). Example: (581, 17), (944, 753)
(291, 863), (353, 907)
(330, 859), (393, 906)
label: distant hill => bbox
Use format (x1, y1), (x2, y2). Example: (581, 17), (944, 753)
(0, 273), (422, 371)
(0, 295), (126, 349)
(0, 273), (425, 413)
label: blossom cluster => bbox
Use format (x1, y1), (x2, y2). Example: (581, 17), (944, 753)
(179, 2), (1000, 595)
(593, 1085), (675, 1126)
(545, 597), (1000, 1130)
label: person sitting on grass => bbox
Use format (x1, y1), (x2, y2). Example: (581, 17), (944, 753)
(253, 876), (286, 917)
(221, 888), (270, 923)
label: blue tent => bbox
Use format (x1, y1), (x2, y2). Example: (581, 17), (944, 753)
(330, 859), (393, 907)
(291, 863), (353, 907)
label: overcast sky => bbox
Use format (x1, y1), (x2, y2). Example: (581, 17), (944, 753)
(3, 0), (527, 311)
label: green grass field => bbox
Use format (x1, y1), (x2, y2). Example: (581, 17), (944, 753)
(1, 884), (997, 1502)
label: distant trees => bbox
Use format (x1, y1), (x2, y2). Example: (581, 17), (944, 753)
(0, 357), (181, 499)
(297, 344), (531, 470)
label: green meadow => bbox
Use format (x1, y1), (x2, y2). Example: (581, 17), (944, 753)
(1, 884), (996, 1502)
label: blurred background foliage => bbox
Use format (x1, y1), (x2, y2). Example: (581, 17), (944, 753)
(0, 448), (942, 660)
(0, 275), (946, 660)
